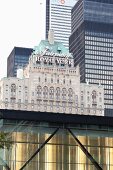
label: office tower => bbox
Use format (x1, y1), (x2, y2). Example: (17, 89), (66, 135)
(0, 30), (104, 116)
(69, 0), (113, 115)
(7, 47), (33, 77)
(46, 0), (77, 49)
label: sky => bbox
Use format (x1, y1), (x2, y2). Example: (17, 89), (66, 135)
(0, 0), (45, 79)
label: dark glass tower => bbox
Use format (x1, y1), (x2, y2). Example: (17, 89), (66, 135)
(7, 47), (33, 77)
(69, 0), (113, 116)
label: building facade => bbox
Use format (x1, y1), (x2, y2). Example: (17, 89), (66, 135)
(69, 0), (113, 115)
(0, 110), (113, 170)
(7, 47), (33, 77)
(46, 0), (77, 49)
(0, 31), (104, 116)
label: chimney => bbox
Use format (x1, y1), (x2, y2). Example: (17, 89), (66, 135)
(17, 67), (24, 79)
(48, 29), (54, 44)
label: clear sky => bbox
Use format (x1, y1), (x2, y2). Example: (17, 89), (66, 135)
(0, 0), (45, 79)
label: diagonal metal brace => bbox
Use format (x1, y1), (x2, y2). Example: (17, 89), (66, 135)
(0, 156), (10, 170)
(67, 128), (102, 170)
(19, 127), (59, 170)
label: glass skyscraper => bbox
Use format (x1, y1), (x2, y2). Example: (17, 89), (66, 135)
(46, 0), (77, 49)
(69, 0), (113, 115)
(7, 47), (33, 77)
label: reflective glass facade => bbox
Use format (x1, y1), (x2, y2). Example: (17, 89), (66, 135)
(69, 0), (113, 115)
(7, 47), (33, 77)
(0, 110), (113, 170)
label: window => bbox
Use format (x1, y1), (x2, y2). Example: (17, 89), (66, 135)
(62, 88), (67, 100)
(49, 87), (54, 99)
(37, 100), (41, 106)
(37, 86), (42, 98)
(43, 86), (48, 99)
(87, 104), (90, 113)
(92, 90), (97, 103)
(75, 95), (78, 102)
(5, 98), (8, 103)
(51, 78), (53, 83)
(63, 79), (65, 84)
(62, 102), (66, 109)
(87, 96), (90, 102)
(11, 84), (16, 95)
(38, 77), (40, 82)
(10, 97), (16, 104)
(56, 101), (60, 111)
(43, 101), (47, 110)
(50, 101), (53, 110)
(45, 78), (47, 82)
(56, 87), (60, 100)
(68, 88), (73, 101)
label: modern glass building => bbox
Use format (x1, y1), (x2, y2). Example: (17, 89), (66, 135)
(7, 47), (33, 77)
(0, 109), (113, 169)
(69, 0), (113, 116)
(46, 0), (77, 49)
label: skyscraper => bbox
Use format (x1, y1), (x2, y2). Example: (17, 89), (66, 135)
(7, 47), (33, 77)
(69, 0), (113, 116)
(46, 0), (77, 49)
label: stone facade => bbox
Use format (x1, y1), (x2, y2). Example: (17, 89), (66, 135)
(0, 32), (104, 116)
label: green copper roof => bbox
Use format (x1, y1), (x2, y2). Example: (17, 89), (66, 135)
(33, 40), (72, 57)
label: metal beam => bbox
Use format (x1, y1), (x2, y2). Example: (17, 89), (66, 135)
(19, 127), (59, 170)
(0, 156), (10, 170)
(67, 128), (102, 170)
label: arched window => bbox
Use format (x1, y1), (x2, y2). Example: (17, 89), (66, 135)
(62, 88), (67, 100)
(68, 88), (73, 101)
(92, 90), (96, 103)
(49, 87), (54, 99)
(56, 87), (60, 100)
(37, 86), (42, 98)
(43, 86), (48, 99)
(11, 84), (16, 96)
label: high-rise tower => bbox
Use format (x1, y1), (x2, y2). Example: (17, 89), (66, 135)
(7, 47), (33, 77)
(69, 0), (113, 116)
(46, 0), (77, 49)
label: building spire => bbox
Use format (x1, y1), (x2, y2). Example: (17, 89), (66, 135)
(48, 29), (54, 44)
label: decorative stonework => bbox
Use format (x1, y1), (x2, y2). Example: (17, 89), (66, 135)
(0, 35), (104, 116)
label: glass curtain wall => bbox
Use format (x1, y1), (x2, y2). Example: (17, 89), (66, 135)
(0, 120), (113, 169)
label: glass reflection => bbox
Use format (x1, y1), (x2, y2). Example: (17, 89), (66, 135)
(0, 121), (113, 169)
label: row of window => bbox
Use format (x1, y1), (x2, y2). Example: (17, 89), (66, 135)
(85, 40), (113, 46)
(36, 86), (74, 100)
(85, 30), (113, 38)
(86, 64), (113, 70)
(85, 50), (113, 56)
(85, 46), (113, 53)
(86, 54), (113, 61)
